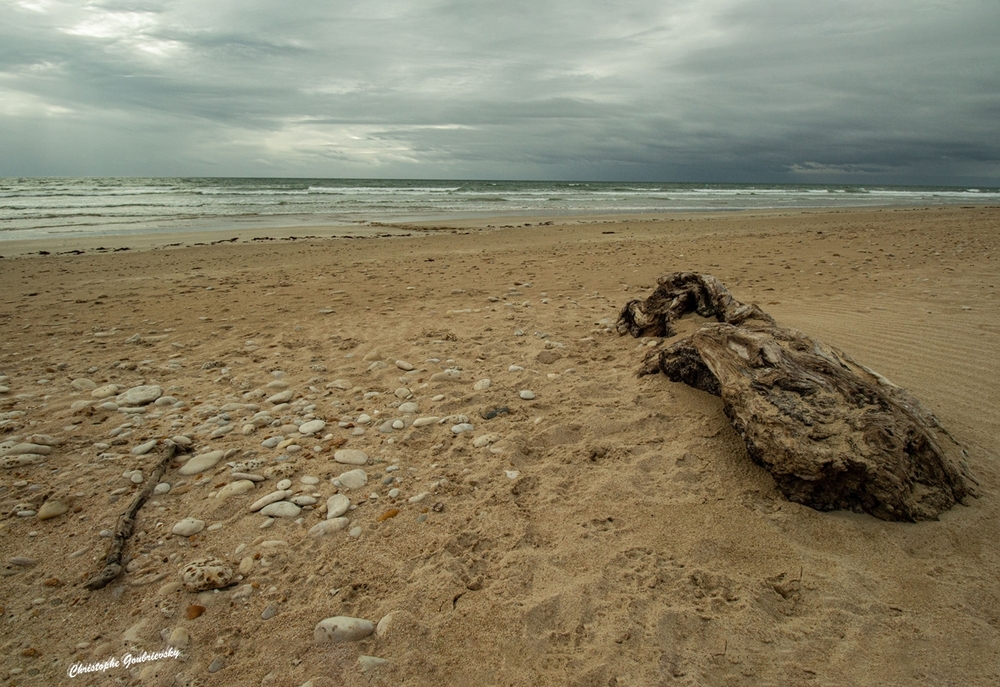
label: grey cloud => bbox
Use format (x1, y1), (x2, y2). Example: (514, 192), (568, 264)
(1, 0), (997, 183)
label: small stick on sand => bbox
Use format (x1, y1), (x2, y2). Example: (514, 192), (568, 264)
(83, 443), (179, 590)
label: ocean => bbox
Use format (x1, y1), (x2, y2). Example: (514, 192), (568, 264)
(1, 177), (997, 241)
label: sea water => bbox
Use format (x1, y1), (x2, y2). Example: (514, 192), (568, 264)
(1, 177), (997, 240)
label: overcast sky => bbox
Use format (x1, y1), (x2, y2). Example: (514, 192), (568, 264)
(1, 0), (998, 184)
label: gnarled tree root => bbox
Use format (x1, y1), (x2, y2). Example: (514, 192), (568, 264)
(618, 272), (976, 522)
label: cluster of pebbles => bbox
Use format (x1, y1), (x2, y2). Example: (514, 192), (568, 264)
(0, 337), (581, 682)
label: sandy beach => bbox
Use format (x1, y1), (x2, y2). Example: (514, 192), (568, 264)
(1, 205), (998, 686)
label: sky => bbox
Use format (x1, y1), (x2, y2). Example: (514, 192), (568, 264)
(1, 0), (998, 184)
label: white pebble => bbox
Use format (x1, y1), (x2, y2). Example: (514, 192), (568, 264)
(131, 439), (157, 455)
(172, 518), (205, 537)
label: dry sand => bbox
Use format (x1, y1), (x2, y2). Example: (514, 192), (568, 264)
(1, 206), (998, 686)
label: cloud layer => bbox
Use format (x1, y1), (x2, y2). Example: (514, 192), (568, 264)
(2, 0), (998, 183)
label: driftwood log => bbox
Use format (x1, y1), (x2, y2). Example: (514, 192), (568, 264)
(618, 272), (976, 522)
(83, 443), (178, 590)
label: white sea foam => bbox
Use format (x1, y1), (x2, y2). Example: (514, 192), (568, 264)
(1, 177), (997, 240)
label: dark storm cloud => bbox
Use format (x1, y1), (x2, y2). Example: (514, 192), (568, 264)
(1, 0), (997, 183)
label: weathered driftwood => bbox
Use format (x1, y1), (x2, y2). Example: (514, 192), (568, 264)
(83, 443), (178, 590)
(618, 272), (976, 522)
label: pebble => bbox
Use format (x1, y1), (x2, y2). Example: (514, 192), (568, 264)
(1, 455), (44, 468)
(91, 384), (119, 399)
(314, 616), (375, 644)
(167, 627), (190, 649)
(430, 370), (461, 382)
(115, 385), (163, 407)
(408, 492), (430, 504)
(300, 475), (320, 485)
(291, 495), (317, 506)
(249, 490), (292, 512)
(335, 469), (368, 490)
(231, 472), (265, 482)
(536, 350), (562, 364)
(388, 488), (400, 498)
(398, 402), (418, 414)
(263, 464), (295, 480)
(276, 479), (292, 490)
(132, 439), (158, 455)
(266, 390), (294, 404)
(391, 420), (405, 430)
(395, 360), (414, 371)
(37, 499), (69, 520)
(394, 387), (411, 400)
(508, 365), (524, 372)
(359, 655), (391, 671)
(309, 518), (349, 536)
(349, 526), (362, 538)
(172, 518), (206, 537)
(519, 390), (536, 400)
(473, 434), (500, 448)
(1, 443), (52, 456)
(411, 417), (439, 427)
(260, 501), (301, 518)
(216, 480), (256, 499)
(334, 449), (368, 465)
(261, 436), (283, 448)
(326, 494), (351, 518)
(239, 557), (254, 575)
(171, 435), (193, 447)
(329, 379), (352, 390)
(181, 558), (234, 591)
(208, 657), (224, 673)
(9, 556), (38, 567)
(474, 379), (492, 391)
(178, 450), (224, 475)
(71, 378), (97, 391)
(451, 423), (474, 434)
(505, 470), (520, 480)
(261, 604), (278, 620)
(298, 419), (326, 435)
(154, 482), (171, 495)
